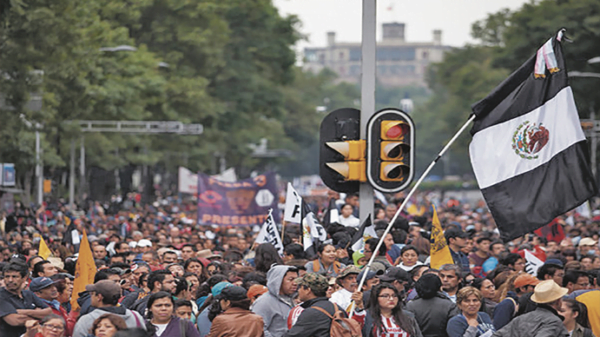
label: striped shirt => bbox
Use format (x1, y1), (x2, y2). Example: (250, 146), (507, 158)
(378, 316), (409, 337)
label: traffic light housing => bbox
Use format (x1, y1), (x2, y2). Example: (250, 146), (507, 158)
(319, 108), (365, 193)
(367, 108), (415, 192)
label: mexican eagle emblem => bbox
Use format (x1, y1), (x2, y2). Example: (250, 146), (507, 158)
(512, 121), (549, 160)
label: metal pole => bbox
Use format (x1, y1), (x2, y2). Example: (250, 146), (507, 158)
(80, 136), (85, 200)
(591, 108), (597, 177)
(35, 129), (43, 206)
(350, 114), (477, 317)
(69, 139), (75, 209)
(359, 0), (376, 224)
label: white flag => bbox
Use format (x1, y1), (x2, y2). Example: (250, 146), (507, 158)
(283, 183), (302, 223)
(302, 202), (326, 252)
(255, 210), (284, 256)
(524, 249), (544, 277)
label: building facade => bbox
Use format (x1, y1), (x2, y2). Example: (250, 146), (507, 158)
(303, 23), (451, 87)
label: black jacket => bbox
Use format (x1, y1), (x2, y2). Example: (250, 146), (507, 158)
(405, 293), (460, 337)
(284, 297), (345, 337)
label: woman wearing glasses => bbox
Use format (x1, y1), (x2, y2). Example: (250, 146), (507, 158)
(24, 315), (66, 337)
(353, 283), (423, 337)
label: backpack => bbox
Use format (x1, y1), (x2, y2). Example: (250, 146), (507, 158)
(313, 304), (362, 337)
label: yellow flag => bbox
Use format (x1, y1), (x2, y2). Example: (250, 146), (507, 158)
(64, 216), (71, 226)
(38, 237), (52, 260)
(430, 205), (454, 269)
(71, 230), (97, 311)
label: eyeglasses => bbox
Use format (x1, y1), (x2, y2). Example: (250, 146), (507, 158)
(378, 294), (399, 299)
(43, 324), (65, 331)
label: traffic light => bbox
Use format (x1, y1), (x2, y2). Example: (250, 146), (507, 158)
(319, 108), (364, 193)
(367, 108), (415, 192)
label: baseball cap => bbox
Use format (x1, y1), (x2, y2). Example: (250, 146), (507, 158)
(30, 277), (56, 292)
(211, 281), (233, 297)
(220, 285), (247, 301)
(544, 259), (564, 267)
(444, 227), (468, 241)
(579, 238), (597, 246)
(379, 267), (410, 283)
(86, 280), (121, 300)
(514, 273), (540, 288)
(294, 272), (329, 294)
(137, 239), (152, 248)
(338, 266), (361, 279)
(357, 269), (384, 282)
(247, 284), (268, 301)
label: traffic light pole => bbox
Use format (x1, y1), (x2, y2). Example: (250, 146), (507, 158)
(359, 0), (376, 224)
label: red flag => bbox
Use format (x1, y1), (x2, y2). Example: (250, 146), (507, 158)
(534, 218), (565, 243)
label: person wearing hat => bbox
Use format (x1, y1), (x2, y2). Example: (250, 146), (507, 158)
(72, 280), (146, 337)
(207, 285), (264, 337)
(30, 277), (73, 336)
(284, 273), (350, 337)
(379, 267), (411, 299)
(492, 280), (569, 337)
(445, 227), (471, 275)
(330, 265), (361, 312)
(577, 238), (597, 259)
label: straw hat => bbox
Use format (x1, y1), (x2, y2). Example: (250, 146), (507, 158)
(530, 280), (568, 304)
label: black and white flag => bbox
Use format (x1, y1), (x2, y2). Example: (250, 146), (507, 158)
(283, 183), (302, 223)
(255, 210), (284, 256)
(322, 198), (340, 231)
(470, 31), (597, 241)
(302, 201), (327, 256)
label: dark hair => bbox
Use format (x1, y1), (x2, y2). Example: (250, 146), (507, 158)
(91, 314), (127, 335)
(489, 240), (505, 253)
(94, 268), (120, 283)
(173, 277), (189, 297)
(501, 253), (523, 269)
(183, 258), (205, 276)
(368, 283), (416, 336)
(175, 298), (192, 310)
(537, 263), (563, 281)
(562, 298), (591, 328)
(242, 272), (267, 289)
(208, 290), (251, 322)
(196, 274), (228, 305)
(27, 255), (43, 269)
(563, 270), (587, 288)
(54, 279), (67, 294)
(147, 270), (172, 291)
(114, 328), (148, 337)
(470, 278), (492, 290)
(255, 244), (284, 273)
(415, 273), (442, 299)
(365, 238), (386, 257)
(400, 245), (418, 257)
(284, 243), (307, 260)
(147, 291), (174, 319)
(3, 261), (29, 277)
(32, 260), (51, 278)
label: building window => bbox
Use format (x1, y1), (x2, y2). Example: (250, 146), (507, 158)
(377, 47), (415, 61)
(422, 51), (429, 60)
(349, 48), (361, 61)
(339, 51), (345, 60)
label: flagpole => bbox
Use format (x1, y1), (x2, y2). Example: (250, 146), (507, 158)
(349, 114), (476, 317)
(281, 220), (287, 242)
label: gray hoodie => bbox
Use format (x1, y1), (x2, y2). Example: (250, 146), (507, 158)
(251, 265), (297, 337)
(72, 306), (146, 337)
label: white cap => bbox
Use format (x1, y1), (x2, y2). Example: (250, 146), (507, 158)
(138, 239), (153, 247)
(128, 241), (137, 248)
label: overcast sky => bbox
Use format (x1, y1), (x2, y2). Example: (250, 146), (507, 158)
(273, 0), (531, 50)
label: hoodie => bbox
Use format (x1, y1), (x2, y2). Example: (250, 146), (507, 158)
(72, 305), (146, 337)
(251, 265), (297, 337)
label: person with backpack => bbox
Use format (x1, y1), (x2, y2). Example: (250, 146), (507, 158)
(284, 273), (361, 337)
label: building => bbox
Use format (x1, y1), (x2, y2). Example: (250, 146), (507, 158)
(303, 23), (451, 87)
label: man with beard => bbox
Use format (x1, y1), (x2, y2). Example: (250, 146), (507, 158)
(0, 261), (52, 336)
(130, 270), (176, 317)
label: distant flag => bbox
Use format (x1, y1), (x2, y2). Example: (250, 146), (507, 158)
(38, 237), (52, 260)
(429, 205), (453, 269)
(469, 31), (597, 241)
(350, 215), (378, 252)
(302, 201), (326, 256)
(534, 218), (565, 244)
(524, 249), (544, 277)
(71, 230), (96, 311)
(322, 198), (340, 230)
(283, 183), (302, 223)
(255, 210), (284, 256)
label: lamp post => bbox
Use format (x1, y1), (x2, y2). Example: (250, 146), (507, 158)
(19, 114), (43, 206)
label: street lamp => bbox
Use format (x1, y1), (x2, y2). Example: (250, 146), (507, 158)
(20, 114), (43, 206)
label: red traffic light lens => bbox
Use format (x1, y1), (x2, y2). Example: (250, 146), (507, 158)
(385, 124), (409, 139)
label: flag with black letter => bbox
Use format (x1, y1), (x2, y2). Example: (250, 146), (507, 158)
(322, 198), (340, 230)
(283, 183), (302, 223)
(469, 31), (597, 241)
(302, 201), (326, 255)
(255, 210), (284, 256)
(350, 216), (378, 252)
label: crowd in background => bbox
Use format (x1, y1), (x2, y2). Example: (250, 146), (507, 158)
(0, 189), (599, 337)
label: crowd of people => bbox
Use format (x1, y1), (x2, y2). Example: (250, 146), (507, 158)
(0, 190), (599, 337)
